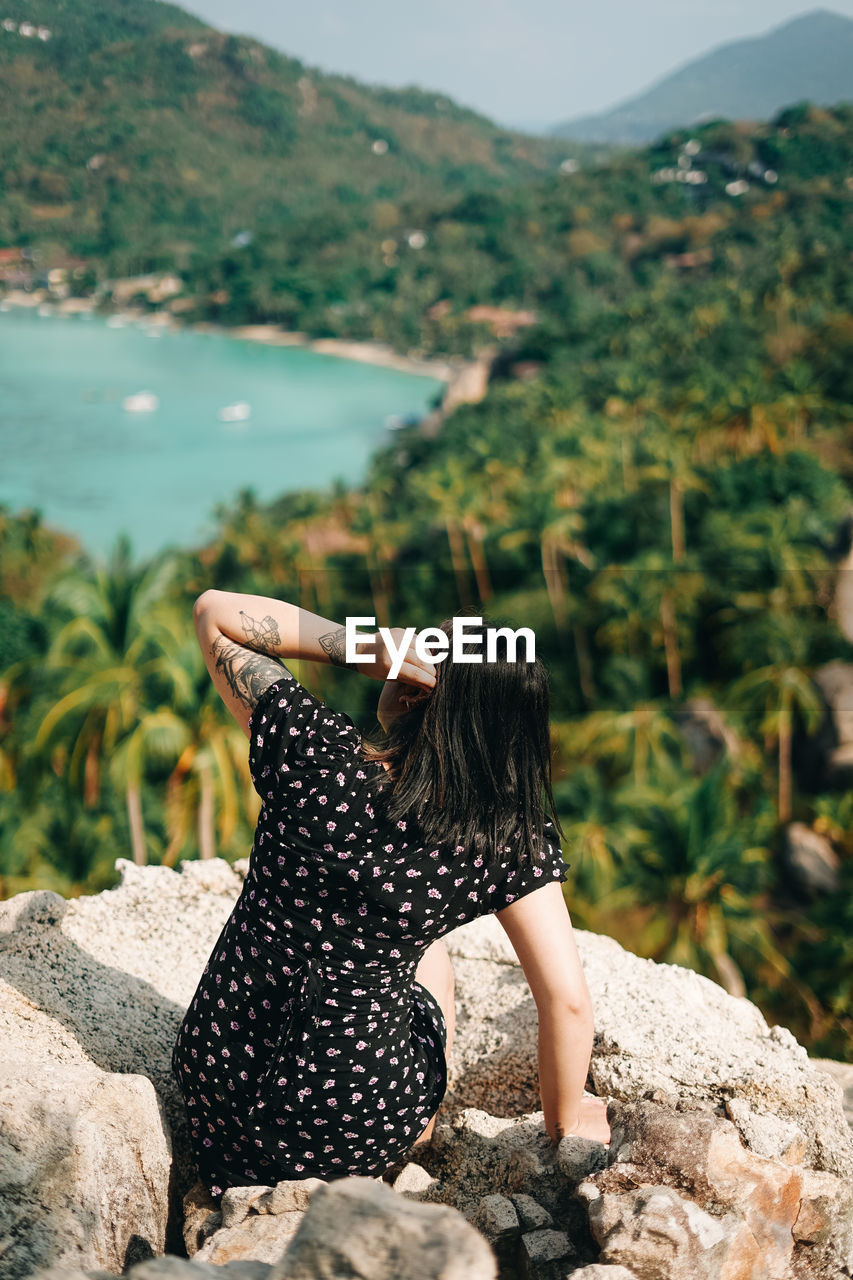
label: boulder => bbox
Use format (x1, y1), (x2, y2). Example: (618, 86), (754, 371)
(792, 1167), (853, 1277)
(781, 824), (840, 897)
(798, 660), (853, 788)
(441, 913), (853, 1179)
(267, 1174), (497, 1279)
(392, 1161), (438, 1198)
(671, 697), (741, 773)
(5, 857), (853, 1280)
(190, 1178), (314, 1265)
(588, 1184), (746, 1280)
(605, 1100), (802, 1278)
(0, 892), (174, 1279)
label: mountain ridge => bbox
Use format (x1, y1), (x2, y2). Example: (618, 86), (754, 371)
(553, 9), (853, 144)
(0, 0), (563, 272)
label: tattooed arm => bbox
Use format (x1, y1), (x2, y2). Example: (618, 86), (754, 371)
(192, 590), (434, 737)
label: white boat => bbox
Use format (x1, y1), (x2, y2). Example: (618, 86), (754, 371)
(385, 412), (419, 431)
(122, 391), (159, 413)
(217, 402), (252, 422)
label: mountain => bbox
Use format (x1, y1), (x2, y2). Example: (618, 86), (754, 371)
(0, 0), (563, 272)
(553, 9), (853, 145)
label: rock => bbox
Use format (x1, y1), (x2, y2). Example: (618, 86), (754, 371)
(809, 1056), (853, 1129)
(605, 1100), (802, 1278)
(724, 1097), (807, 1163)
(567, 1268), (639, 1280)
(5, 857), (853, 1280)
(220, 1185), (277, 1229)
(802, 660), (853, 788)
(426, 1108), (571, 1219)
(253, 1178), (327, 1215)
(588, 1185), (742, 1280)
(193, 1211), (305, 1266)
(792, 1167), (853, 1277)
(189, 1177), (328, 1265)
(781, 824), (840, 896)
(268, 1175), (497, 1279)
(509, 1194), (553, 1230)
(181, 1179), (223, 1255)
(0, 857), (249, 1273)
(442, 914), (853, 1179)
(471, 1193), (520, 1243)
(518, 1228), (577, 1279)
(22, 1269), (122, 1280)
(129, 1262), (269, 1279)
(0, 1060), (171, 1280)
(392, 1162), (438, 1198)
(557, 1134), (609, 1182)
(576, 1180), (603, 1205)
(671, 697), (740, 773)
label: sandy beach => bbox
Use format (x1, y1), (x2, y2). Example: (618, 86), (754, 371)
(1, 291), (457, 383)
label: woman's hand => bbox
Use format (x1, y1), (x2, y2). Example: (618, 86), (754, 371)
(361, 627), (437, 690)
(556, 1095), (611, 1146)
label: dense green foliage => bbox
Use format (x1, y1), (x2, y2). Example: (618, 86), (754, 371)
(0, 0), (566, 276)
(2, 50), (853, 1064)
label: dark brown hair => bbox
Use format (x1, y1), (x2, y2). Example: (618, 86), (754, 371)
(361, 615), (564, 867)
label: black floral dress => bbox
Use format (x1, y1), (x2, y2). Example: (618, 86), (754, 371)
(171, 669), (570, 1196)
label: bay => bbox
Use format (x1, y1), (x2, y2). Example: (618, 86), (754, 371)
(0, 308), (444, 561)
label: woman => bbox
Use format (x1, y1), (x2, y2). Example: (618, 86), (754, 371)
(171, 589), (610, 1199)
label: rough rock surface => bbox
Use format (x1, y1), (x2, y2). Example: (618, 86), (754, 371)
(6, 855), (853, 1280)
(267, 1175), (496, 1279)
(442, 910), (853, 1179)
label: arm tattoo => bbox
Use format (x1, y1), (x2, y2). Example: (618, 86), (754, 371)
(318, 627), (348, 667)
(211, 634), (284, 711)
(239, 611), (281, 655)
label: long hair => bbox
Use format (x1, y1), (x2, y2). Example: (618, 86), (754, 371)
(361, 615), (564, 868)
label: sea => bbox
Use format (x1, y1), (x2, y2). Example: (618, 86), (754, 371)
(0, 307), (444, 561)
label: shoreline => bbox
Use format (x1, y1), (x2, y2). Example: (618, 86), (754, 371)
(0, 290), (457, 384)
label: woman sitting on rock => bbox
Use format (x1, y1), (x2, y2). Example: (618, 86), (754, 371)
(171, 591), (611, 1199)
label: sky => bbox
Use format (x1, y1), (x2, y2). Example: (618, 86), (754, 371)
(178, 2), (853, 129)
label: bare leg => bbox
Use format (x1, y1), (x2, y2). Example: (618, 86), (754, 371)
(410, 937), (456, 1149)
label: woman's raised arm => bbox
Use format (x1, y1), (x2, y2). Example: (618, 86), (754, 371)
(192, 590), (435, 737)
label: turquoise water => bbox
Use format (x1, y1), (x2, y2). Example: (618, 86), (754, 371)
(0, 308), (443, 560)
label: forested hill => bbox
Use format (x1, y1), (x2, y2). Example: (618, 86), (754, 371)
(0, 0), (565, 271)
(553, 9), (853, 144)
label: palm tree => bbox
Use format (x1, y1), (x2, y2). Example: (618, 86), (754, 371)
(637, 417), (708, 564)
(163, 670), (252, 865)
(729, 662), (823, 823)
(561, 701), (685, 789)
(612, 759), (783, 999)
(593, 551), (704, 701)
(409, 459), (475, 609)
(29, 538), (191, 865)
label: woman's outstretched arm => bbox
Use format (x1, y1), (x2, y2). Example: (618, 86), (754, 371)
(192, 590), (435, 737)
(495, 881), (610, 1146)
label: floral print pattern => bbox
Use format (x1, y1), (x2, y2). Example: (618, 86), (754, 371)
(171, 671), (570, 1196)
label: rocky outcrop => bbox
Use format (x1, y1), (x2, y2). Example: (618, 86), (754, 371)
(3, 856), (853, 1280)
(796, 660), (853, 790)
(671, 697), (741, 774)
(781, 823), (840, 897)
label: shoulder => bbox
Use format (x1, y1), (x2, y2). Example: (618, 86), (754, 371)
(248, 672), (365, 801)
